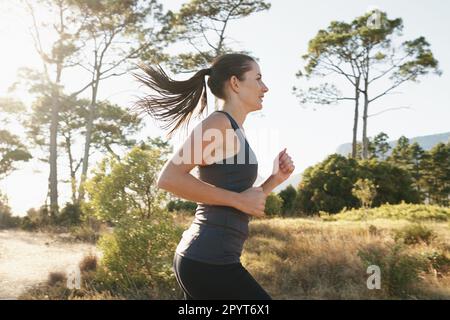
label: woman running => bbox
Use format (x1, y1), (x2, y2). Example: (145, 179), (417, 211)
(133, 53), (295, 300)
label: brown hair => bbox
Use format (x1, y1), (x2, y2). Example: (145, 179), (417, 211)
(131, 53), (255, 137)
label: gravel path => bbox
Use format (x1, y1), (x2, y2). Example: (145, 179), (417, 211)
(0, 229), (98, 299)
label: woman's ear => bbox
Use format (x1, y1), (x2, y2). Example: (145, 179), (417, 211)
(229, 75), (240, 94)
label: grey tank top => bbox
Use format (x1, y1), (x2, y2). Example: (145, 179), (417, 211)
(175, 110), (258, 264)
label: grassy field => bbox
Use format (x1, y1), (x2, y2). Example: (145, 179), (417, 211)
(240, 204), (450, 299)
(18, 203), (450, 299)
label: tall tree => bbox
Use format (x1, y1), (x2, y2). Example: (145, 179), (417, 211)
(24, 94), (143, 204)
(295, 10), (441, 159)
(367, 132), (391, 160)
(408, 142), (426, 196)
(20, 0), (89, 217)
(420, 143), (450, 206)
(388, 135), (411, 168)
(67, 0), (167, 204)
(387, 136), (428, 200)
(161, 0), (271, 74)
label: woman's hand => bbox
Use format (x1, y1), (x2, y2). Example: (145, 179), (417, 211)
(272, 148), (295, 185)
(235, 187), (267, 218)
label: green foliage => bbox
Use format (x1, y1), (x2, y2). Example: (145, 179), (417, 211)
(296, 154), (420, 216)
(166, 199), (197, 213)
(83, 146), (166, 224)
(0, 129), (32, 179)
(295, 154), (361, 214)
(420, 250), (450, 275)
(358, 243), (428, 298)
(386, 137), (450, 206)
(57, 202), (82, 226)
(21, 206), (51, 230)
(295, 10), (440, 160)
(419, 142), (450, 206)
(161, 0), (271, 72)
(322, 203), (450, 222)
(368, 132), (391, 160)
(264, 193), (283, 217)
(278, 185), (297, 215)
(97, 216), (182, 299)
(359, 159), (421, 206)
(352, 178), (377, 209)
(0, 191), (21, 229)
(394, 224), (437, 245)
(0, 97), (32, 179)
(84, 144), (183, 298)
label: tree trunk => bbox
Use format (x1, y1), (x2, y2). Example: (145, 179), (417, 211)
(49, 52), (63, 217)
(66, 135), (77, 204)
(49, 90), (59, 218)
(362, 75), (369, 159)
(352, 77), (360, 158)
(77, 81), (99, 204)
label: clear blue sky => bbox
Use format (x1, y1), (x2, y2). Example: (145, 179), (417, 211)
(1, 0), (449, 215)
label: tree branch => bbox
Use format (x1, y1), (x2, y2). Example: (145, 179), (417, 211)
(368, 106), (412, 118)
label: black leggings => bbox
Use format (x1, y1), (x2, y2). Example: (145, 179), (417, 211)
(173, 253), (272, 300)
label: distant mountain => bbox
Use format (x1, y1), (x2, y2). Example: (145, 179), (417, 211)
(255, 132), (449, 194)
(336, 132), (450, 157)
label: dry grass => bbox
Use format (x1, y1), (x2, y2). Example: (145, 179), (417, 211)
(79, 254), (98, 273)
(241, 216), (450, 299)
(19, 206), (450, 300)
(47, 272), (67, 287)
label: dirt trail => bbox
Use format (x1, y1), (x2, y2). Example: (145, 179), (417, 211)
(0, 229), (98, 299)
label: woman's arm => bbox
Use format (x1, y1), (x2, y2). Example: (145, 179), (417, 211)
(259, 148), (295, 195)
(259, 174), (283, 195)
(157, 112), (267, 218)
(157, 161), (241, 207)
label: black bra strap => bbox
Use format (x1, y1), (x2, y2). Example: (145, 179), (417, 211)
(215, 110), (240, 131)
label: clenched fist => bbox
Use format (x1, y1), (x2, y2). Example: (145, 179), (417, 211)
(236, 186), (267, 218)
(272, 148), (295, 184)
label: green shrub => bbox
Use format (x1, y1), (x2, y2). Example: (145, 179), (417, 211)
(358, 243), (428, 298)
(325, 203), (450, 222)
(58, 203), (82, 226)
(278, 185), (297, 215)
(82, 145), (185, 298)
(394, 224), (437, 245)
(166, 199), (197, 213)
(265, 193), (283, 216)
(0, 191), (21, 229)
(420, 250), (450, 275)
(295, 155), (420, 215)
(21, 206), (51, 230)
(97, 215), (183, 299)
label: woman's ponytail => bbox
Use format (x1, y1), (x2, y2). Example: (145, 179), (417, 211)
(132, 64), (211, 137)
(131, 53), (255, 137)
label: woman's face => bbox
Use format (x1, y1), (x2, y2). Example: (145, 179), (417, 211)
(229, 61), (269, 112)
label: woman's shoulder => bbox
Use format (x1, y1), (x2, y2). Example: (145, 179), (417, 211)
(198, 111), (232, 133)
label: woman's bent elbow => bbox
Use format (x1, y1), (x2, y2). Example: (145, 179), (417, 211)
(156, 174), (169, 190)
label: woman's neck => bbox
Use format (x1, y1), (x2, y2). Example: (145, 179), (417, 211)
(221, 104), (248, 129)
